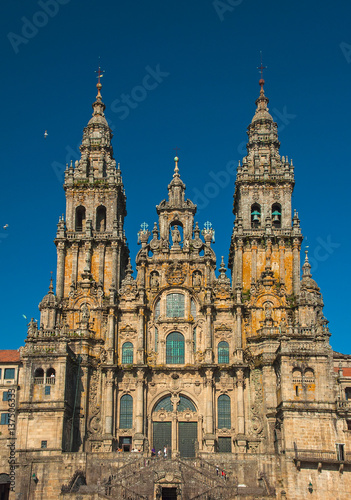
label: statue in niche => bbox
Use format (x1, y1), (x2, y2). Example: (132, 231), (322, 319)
(264, 302), (273, 320)
(151, 273), (159, 288)
(193, 272), (201, 287)
(81, 303), (90, 322)
(171, 225), (181, 246)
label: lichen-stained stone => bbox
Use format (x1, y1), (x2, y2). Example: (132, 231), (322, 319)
(10, 79), (351, 500)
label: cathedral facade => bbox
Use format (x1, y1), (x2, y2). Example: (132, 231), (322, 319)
(9, 78), (351, 499)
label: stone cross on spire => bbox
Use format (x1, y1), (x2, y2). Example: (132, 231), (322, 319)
(95, 64), (105, 98)
(257, 51), (267, 91)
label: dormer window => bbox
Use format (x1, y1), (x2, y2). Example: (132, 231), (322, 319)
(272, 203), (282, 228)
(251, 204), (261, 228)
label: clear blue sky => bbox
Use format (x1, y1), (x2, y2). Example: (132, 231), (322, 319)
(0, 0), (350, 353)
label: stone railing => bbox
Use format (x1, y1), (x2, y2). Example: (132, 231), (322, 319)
(106, 483), (147, 499)
(291, 444), (351, 472)
(337, 400), (351, 411)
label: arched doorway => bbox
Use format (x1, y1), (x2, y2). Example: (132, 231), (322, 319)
(152, 394), (198, 458)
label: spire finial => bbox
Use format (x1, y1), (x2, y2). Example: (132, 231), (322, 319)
(95, 62), (105, 98)
(174, 147), (180, 171)
(49, 271), (54, 293)
(173, 155), (179, 176)
(302, 245), (312, 278)
(257, 51), (267, 92)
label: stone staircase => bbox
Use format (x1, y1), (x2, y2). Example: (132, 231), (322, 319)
(62, 456), (275, 499)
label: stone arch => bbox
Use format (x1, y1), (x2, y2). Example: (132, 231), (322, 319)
(96, 205), (106, 231)
(75, 205), (86, 232)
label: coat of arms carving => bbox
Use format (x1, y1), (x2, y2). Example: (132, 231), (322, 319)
(165, 262), (186, 285)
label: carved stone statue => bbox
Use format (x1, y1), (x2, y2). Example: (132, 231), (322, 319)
(151, 273), (159, 287)
(171, 225), (181, 246)
(81, 303), (90, 322)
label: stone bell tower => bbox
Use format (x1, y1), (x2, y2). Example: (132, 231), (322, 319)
(17, 76), (129, 457)
(229, 77), (303, 349)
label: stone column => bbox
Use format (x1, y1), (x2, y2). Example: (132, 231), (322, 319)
(105, 370), (114, 436)
(106, 309), (115, 364)
(266, 238), (272, 269)
(56, 242), (66, 300)
(137, 308), (145, 364)
(236, 368), (245, 435)
(205, 306), (213, 363)
(71, 243), (79, 285)
(111, 242), (118, 289)
(134, 371), (145, 450)
(237, 239), (243, 286)
(116, 246), (121, 289)
(236, 306), (242, 350)
(205, 370), (213, 434)
(292, 238), (300, 296)
(203, 369), (215, 451)
(85, 242), (92, 271)
(172, 412), (177, 458)
(98, 243), (105, 286)
(251, 239), (257, 282)
(279, 239), (285, 283)
(160, 339), (166, 364)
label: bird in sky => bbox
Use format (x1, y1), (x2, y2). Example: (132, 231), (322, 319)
(3, 224), (8, 230)
(44, 130), (48, 139)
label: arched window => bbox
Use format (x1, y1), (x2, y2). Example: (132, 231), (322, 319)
(96, 205), (106, 232)
(218, 341), (229, 364)
(166, 294), (185, 318)
(46, 368), (56, 384)
(251, 203), (261, 228)
(177, 396), (196, 412)
(166, 332), (185, 364)
(292, 368), (302, 397)
(155, 299), (160, 320)
(122, 342), (133, 364)
(34, 368), (44, 384)
(119, 395), (133, 429)
(154, 396), (173, 412)
(218, 395), (231, 429)
(155, 327), (158, 352)
(193, 327), (197, 352)
(272, 203), (282, 228)
(304, 368), (314, 382)
(75, 206), (86, 232)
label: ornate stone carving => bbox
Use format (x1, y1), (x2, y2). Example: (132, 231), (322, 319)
(249, 369), (264, 437)
(119, 258), (138, 300)
(165, 262), (186, 285)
